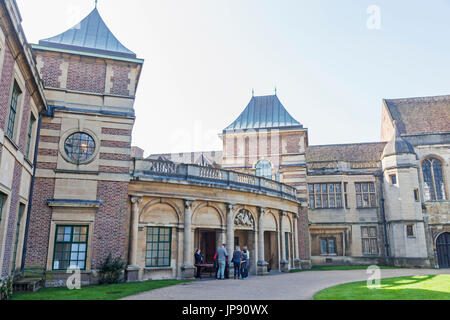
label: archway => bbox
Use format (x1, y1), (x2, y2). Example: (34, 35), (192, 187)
(436, 232), (450, 268)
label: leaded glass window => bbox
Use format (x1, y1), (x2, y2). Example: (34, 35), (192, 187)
(308, 183), (343, 209)
(6, 81), (21, 140)
(422, 158), (446, 201)
(53, 226), (88, 270)
(356, 182), (377, 208)
(255, 160), (272, 180)
(146, 227), (172, 267)
(320, 238), (336, 255)
(0, 193), (6, 224)
(361, 226), (378, 254)
(64, 132), (96, 164)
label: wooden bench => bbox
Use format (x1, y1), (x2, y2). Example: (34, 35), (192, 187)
(195, 263), (215, 278)
(13, 267), (46, 292)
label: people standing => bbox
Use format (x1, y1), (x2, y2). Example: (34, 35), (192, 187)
(232, 246), (242, 279)
(194, 249), (203, 278)
(216, 243), (228, 280)
(241, 248), (249, 279)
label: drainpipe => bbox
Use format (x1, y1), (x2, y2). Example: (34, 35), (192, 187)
(20, 110), (45, 272)
(377, 172), (391, 266)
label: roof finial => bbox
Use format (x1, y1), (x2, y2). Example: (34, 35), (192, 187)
(95, 0), (98, 8)
(252, 88), (254, 97)
(275, 86), (277, 96)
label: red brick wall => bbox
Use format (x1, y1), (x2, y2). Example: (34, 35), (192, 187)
(110, 64), (130, 96)
(67, 59), (106, 94)
(0, 45), (15, 132)
(285, 134), (301, 153)
(1, 162), (22, 276)
(91, 181), (129, 268)
(40, 55), (62, 88)
(24, 178), (55, 267)
(297, 206), (311, 260)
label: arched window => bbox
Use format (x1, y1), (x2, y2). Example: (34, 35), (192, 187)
(422, 157), (446, 201)
(255, 160), (272, 180)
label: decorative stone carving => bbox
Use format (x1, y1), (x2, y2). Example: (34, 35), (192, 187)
(234, 209), (254, 228)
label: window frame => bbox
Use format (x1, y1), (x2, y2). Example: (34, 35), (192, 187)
(63, 132), (97, 165)
(361, 226), (379, 255)
(406, 225), (415, 238)
(6, 80), (22, 141)
(145, 227), (172, 268)
(422, 157), (446, 202)
(309, 183), (343, 209)
(52, 225), (89, 271)
(255, 160), (272, 180)
(355, 182), (377, 208)
(320, 237), (337, 255)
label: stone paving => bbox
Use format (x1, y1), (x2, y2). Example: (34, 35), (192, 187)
(122, 268), (449, 300)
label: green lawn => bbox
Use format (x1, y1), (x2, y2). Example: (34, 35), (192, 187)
(11, 280), (191, 300)
(290, 265), (398, 273)
(314, 274), (450, 300)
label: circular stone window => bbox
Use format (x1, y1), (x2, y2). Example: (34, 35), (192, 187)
(64, 132), (96, 164)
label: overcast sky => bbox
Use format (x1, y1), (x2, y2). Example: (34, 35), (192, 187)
(17, 0), (450, 156)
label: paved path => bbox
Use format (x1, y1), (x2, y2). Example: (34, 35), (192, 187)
(123, 268), (449, 300)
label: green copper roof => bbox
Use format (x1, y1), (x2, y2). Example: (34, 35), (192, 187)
(224, 95), (302, 132)
(39, 8), (136, 59)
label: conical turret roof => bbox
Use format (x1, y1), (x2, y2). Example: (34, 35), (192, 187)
(39, 8), (136, 58)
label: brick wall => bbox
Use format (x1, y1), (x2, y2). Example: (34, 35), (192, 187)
(67, 59), (106, 94)
(1, 162), (22, 276)
(24, 177), (55, 267)
(110, 64), (130, 96)
(91, 181), (129, 268)
(0, 45), (14, 132)
(40, 55), (62, 88)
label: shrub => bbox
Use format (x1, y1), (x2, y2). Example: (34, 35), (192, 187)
(98, 253), (126, 285)
(0, 276), (14, 300)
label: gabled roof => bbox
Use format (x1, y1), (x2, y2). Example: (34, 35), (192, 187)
(382, 121), (415, 158)
(38, 8), (136, 59)
(306, 142), (387, 163)
(384, 95), (450, 135)
(224, 95), (303, 132)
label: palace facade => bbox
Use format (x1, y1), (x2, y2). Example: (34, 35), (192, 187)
(0, 1), (448, 286)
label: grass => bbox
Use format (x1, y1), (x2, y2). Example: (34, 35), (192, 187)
(11, 280), (191, 300)
(314, 274), (450, 300)
(290, 265), (398, 273)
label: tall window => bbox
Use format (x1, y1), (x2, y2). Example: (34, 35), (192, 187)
(361, 227), (378, 254)
(309, 183), (342, 209)
(255, 160), (272, 180)
(0, 193), (6, 225)
(344, 183), (349, 208)
(356, 182), (377, 208)
(320, 238), (336, 255)
(11, 203), (25, 272)
(422, 158), (446, 201)
(53, 226), (88, 270)
(6, 81), (21, 140)
(146, 227), (172, 267)
(25, 114), (36, 159)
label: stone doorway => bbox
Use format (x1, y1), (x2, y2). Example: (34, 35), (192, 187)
(234, 230), (256, 274)
(197, 230), (218, 264)
(264, 231), (279, 272)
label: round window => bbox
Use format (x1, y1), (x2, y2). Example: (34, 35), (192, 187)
(64, 132), (96, 164)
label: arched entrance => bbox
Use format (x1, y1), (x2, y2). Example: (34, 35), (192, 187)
(436, 233), (450, 268)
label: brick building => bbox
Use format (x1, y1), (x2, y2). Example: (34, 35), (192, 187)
(0, 1), (448, 286)
(0, 0), (46, 278)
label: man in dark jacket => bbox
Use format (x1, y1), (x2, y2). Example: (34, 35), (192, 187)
(194, 249), (203, 278)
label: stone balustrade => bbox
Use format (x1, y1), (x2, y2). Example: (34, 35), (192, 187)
(132, 159), (298, 201)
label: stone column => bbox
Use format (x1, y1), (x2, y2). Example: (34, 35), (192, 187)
(126, 196), (142, 282)
(181, 200), (195, 279)
(280, 211), (289, 272)
(257, 208), (269, 275)
(226, 204), (235, 277)
(293, 212), (301, 269)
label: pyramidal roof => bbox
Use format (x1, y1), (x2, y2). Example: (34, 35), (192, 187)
(224, 95), (302, 132)
(38, 8), (136, 59)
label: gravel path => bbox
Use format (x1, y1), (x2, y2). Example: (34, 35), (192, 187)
(122, 268), (449, 300)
